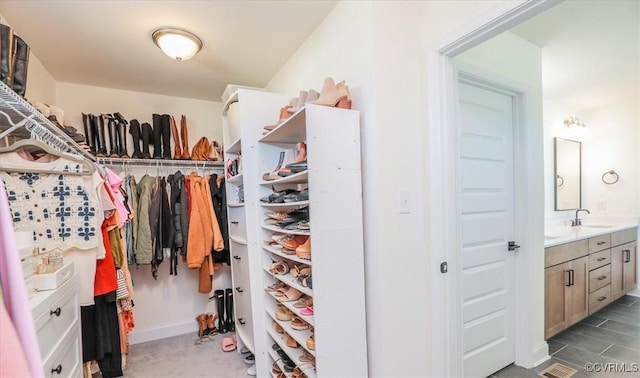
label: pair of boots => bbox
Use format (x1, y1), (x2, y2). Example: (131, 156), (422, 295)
(149, 114), (191, 160)
(214, 288), (235, 334)
(129, 120), (154, 159)
(169, 115), (191, 160)
(195, 313), (218, 344)
(82, 113), (129, 158)
(0, 24), (29, 97)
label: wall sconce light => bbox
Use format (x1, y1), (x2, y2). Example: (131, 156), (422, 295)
(564, 116), (586, 128)
(152, 28), (202, 62)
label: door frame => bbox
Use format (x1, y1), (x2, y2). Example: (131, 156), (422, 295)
(426, 1), (560, 376)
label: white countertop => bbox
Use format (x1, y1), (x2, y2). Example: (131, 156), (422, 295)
(544, 222), (638, 247)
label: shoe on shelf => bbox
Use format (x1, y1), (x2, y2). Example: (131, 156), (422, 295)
(300, 305), (314, 316)
(275, 304), (294, 321)
(306, 329), (315, 350)
(282, 188), (309, 203)
(285, 160), (308, 173)
(290, 265), (311, 280)
(263, 106), (293, 131)
(292, 366), (308, 378)
(285, 332), (299, 349)
(273, 320), (285, 333)
(306, 89), (320, 103)
(296, 237), (311, 260)
(260, 189), (296, 203)
(286, 90), (308, 114)
(278, 142), (307, 177)
(274, 285), (303, 302)
(309, 77), (351, 109)
(293, 296), (313, 309)
(263, 149), (296, 181)
(283, 235), (309, 251)
(290, 316), (311, 331)
(269, 261), (291, 276)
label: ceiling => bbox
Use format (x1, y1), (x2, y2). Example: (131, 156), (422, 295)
(510, 0), (639, 110)
(0, 1), (337, 102)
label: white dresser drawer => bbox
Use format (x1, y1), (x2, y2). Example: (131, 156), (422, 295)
(228, 206), (247, 241)
(30, 274), (80, 362)
(43, 323), (82, 378)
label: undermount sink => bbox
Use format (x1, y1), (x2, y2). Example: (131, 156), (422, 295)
(544, 235), (564, 240)
(580, 225), (615, 229)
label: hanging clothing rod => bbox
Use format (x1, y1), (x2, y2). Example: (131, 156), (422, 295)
(96, 157), (224, 168)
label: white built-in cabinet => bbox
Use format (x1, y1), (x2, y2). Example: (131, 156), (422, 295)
(222, 87), (368, 377)
(222, 89), (288, 356)
(30, 274), (82, 378)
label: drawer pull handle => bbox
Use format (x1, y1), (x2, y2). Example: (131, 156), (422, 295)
(51, 364), (62, 375)
(231, 221), (239, 225)
(233, 255), (241, 260)
(597, 257), (607, 261)
(597, 296), (607, 302)
(623, 249), (631, 263)
(235, 287), (244, 293)
(597, 241), (606, 245)
(597, 276), (607, 281)
(50, 307), (61, 317)
(238, 318), (246, 325)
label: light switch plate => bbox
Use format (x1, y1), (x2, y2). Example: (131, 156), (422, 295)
(398, 189), (411, 214)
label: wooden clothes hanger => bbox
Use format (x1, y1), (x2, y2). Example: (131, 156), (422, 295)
(0, 138), (95, 176)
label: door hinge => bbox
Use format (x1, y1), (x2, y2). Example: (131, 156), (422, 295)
(440, 262), (448, 274)
(508, 241), (521, 251)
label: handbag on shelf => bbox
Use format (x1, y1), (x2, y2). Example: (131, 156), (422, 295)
(208, 140), (223, 161)
(191, 137), (210, 161)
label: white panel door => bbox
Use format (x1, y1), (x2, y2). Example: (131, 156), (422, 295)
(458, 80), (516, 377)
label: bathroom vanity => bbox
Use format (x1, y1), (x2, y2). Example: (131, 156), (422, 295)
(544, 225), (638, 339)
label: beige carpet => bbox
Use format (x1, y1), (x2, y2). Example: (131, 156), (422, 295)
(120, 332), (250, 377)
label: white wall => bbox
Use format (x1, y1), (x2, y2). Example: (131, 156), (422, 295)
(56, 82), (223, 151)
(55, 82), (229, 344)
(267, 1), (508, 376)
(542, 1), (640, 224)
(0, 14), (56, 104)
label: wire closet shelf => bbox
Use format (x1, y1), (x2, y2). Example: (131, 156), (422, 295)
(0, 81), (95, 162)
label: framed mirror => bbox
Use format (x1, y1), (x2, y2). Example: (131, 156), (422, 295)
(554, 137), (581, 210)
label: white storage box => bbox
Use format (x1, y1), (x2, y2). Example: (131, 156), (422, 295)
(21, 255), (35, 280)
(32, 261), (74, 291)
(221, 84), (264, 105)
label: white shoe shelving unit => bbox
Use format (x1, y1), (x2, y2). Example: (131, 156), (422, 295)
(223, 87), (367, 377)
(222, 88), (287, 357)
(257, 104), (367, 377)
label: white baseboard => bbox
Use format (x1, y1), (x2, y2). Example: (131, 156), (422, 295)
(129, 321), (195, 345)
(532, 341), (550, 368)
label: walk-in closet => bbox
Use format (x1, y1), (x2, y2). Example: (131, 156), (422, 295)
(0, 2), (366, 377)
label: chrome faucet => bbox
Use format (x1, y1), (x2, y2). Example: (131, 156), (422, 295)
(572, 208), (590, 227)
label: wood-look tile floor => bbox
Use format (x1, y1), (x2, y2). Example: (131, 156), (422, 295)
(489, 295), (640, 378)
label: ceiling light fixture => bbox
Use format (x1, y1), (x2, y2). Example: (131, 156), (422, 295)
(563, 116), (586, 128)
(152, 28), (202, 62)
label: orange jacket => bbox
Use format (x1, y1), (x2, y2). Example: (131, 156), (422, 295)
(186, 173), (224, 269)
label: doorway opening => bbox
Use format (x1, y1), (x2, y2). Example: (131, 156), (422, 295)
(427, 1), (559, 376)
